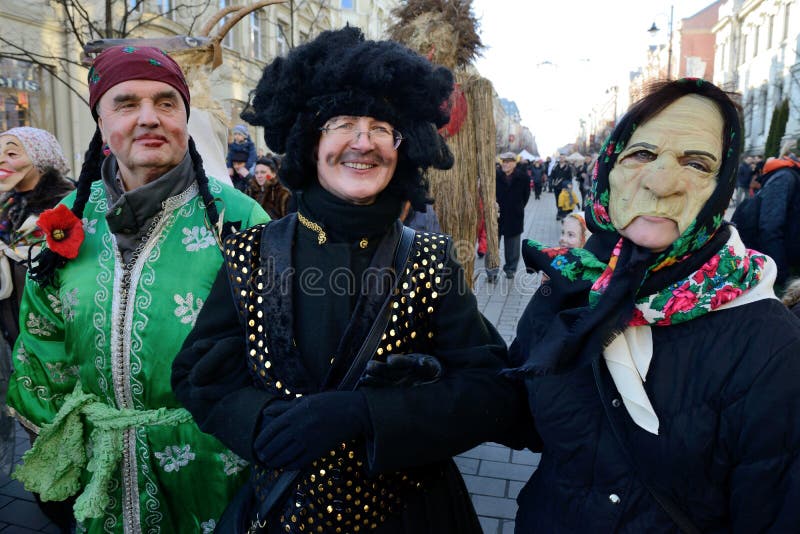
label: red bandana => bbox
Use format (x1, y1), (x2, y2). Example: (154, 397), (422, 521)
(87, 45), (190, 120)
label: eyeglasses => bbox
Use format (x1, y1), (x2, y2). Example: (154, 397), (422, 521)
(319, 121), (404, 150)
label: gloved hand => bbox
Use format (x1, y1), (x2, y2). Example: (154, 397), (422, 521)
(253, 390), (370, 470)
(358, 353), (443, 388)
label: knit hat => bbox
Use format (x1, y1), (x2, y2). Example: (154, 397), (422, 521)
(0, 127), (70, 175)
(232, 124), (249, 137)
(87, 46), (190, 120)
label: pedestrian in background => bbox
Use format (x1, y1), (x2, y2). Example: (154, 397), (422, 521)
(495, 152), (531, 280)
(733, 154), (753, 207)
(529, 158), (545, 200)
(226, 123), (257, 177)
(228, 143), (253, 192)
(245, 156), (291, 219)
(558, 213), (587, 249)
(549, 154), (573, 218)
(0, 127), (75, 530)
(510, 78), (800, 532)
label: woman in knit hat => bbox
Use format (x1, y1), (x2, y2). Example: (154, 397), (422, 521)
(173, 26), (521, 534)
(0, 127), (74, 526)
(509, 79), (800, 532)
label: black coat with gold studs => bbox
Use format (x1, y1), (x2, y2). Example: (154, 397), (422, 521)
(173, 214), (522, 534)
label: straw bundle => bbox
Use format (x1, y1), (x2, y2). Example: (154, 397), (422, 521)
(427, 70), (498, 286)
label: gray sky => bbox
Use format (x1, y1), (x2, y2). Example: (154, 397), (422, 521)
(471, 0), (718, 155)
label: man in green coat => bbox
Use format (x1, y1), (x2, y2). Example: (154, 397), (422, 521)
(7, 45), (267, 533)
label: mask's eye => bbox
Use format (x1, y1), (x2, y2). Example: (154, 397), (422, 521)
(685, 159), (712, 172)
(628, 149), (656, 162)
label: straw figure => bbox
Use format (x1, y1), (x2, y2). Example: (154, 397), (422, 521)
(389, 0), (499, 286)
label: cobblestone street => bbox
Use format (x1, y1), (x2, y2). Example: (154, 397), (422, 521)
(454, 187), (560, 534)
(0, 188), (562, 533)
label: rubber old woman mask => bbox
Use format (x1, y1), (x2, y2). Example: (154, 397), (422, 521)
(608, 94), (723, 252)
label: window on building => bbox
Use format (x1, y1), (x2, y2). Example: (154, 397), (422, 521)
(760, 87), (769, 135)
(785, 4), (791, 41)
(277, 22), (289, 56)
(341, 0), (355, 9)
(740, 34), (748, 65)
(768, 15), (774, 48)
(155, 0), (174, 19)
(250, 12), (263, 60)
(747, 93), (755, 136)
(128, 0), (142, 12)
(753, 25), (759, 56)
(0, 57), (52, 132)
(219, 0), (234, 49)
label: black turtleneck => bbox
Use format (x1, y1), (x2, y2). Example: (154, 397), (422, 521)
(293, 183), (402, 386)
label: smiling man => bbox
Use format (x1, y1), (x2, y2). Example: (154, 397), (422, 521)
(172, 27), (523, 534)
(8, 46), (267, 533)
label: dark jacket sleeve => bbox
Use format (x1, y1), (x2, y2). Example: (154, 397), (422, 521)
(520, 172), (531, 206)
(172, 266), (279, 462)
(758, 170), (796, 283)
(361, 247), (525, 472)
(723, 334), (800, 532)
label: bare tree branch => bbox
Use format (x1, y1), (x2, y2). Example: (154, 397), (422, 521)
(0, 37), (90, 106)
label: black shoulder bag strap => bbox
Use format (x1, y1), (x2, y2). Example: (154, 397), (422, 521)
(253, 225), (416, 528)
(591, 358), (701, 534)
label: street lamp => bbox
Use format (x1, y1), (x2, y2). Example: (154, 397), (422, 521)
(648, 5), (674, 79)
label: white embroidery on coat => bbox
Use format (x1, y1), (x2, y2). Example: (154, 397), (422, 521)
(174, 292), (204, 326)
(82, 217), (97, 235)
(25, 313), (55, 337)
(219, 451), (249, 476)
(154, 445), (196, 473)
(47, 293), (61, 314)
(15, 341), (28, 365)
(46, 362), (80, 384)
(181, 225), (216, 252)
(61, 287), (80, 322)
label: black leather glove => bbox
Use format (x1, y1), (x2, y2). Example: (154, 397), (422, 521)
(253, 390), (370, 470)
(358, 353), (443, 388)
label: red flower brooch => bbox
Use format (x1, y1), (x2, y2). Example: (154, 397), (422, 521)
(37, 205), (84, 259)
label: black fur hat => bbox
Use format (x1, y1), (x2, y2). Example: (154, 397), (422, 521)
(241, 26), (455, 209)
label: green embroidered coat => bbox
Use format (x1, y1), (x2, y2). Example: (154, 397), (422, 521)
(7, 178), (268, 533)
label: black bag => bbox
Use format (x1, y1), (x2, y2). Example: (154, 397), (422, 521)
(731, 194), (762, 249)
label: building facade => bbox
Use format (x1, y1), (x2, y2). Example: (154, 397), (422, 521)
(713, 0), (800, 155)
(0, 0), (398, 175)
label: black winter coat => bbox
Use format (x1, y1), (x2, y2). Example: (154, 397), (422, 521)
(173, 215), (522, 533)
(511, 294), (800, 533)
(756, 166), (800, 285)
(550, 162), (573, 192)
(496, 167), (531, 237)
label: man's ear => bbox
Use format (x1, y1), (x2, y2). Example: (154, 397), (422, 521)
(97, 117), (105, 143)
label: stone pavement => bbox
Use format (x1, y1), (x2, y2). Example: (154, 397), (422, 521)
(0, 187), (564, 532)
(454, 186), (562, 534)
